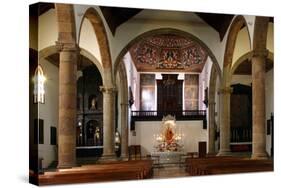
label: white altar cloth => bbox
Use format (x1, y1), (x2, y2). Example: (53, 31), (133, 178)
(151, 151), (184, 164)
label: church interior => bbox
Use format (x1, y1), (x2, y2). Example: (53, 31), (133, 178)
(29, 2), (274, 185)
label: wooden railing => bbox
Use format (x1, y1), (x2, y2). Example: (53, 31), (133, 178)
(130, 110), (207, 130)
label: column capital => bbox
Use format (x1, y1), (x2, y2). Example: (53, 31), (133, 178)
(252, 48), (269, 58)
(100, 86), (117, 94)
(56, 41), (80, 52)
(208, 100), (216, 105)
(218, 87), (233, 95)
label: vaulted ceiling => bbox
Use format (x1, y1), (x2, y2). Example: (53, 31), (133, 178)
(100, 6), (234, 40)
(32, 3), (273, 41)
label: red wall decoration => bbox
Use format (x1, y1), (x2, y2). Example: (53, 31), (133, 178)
(130, 34), (207, 72)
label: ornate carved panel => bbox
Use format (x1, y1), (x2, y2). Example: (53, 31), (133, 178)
(140, 74), (156, 110)
(184, 74), (199, 110)
(130, 34), (207, 72)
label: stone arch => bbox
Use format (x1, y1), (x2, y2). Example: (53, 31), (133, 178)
(116, 61), (129, 158)
(55, 4), (76, 44)
(79, 8), (112, 74)
(217, 15), (250, 155)
(208, 64), (220, 153)
(253, 17), (270, 51)
(39, 45), (104, 80)
(231, 51), (273, 76)
(223, 15), (250, 68)
(113, 28), (222, 81)
(113, 28), (222, 155)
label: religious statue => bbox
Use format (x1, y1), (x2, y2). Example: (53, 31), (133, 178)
(154, 115), (184, 152)
(94, 127), (100, 145)
(91, 96), (98, 110)
(164, 126), (174, 145)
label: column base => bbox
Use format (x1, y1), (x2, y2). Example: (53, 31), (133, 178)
(98, 154), (117, 162)
(57, 162), (77, 169)
(217, 149), (232, 156)
(120, 154), (129, 161)
(251, 152), (269, 160)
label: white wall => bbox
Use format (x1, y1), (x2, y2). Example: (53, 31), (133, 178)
(232, 27), (251, 67)
(199, 57), (212, 110)
(133, 121), (207, 156)
(74, 5), (114, 56)
(38, 59), (59, 168)
(38, 9), (57, 51)
(123, 52), (140, 110)
(79, 18), (102, 63)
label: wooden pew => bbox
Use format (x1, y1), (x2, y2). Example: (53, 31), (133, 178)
(79, 160), (153, 178)
(186, 156), (241, 175)
(200, 160), (273, 175)
(185, 156), (273, 176)
(38, 159), (153, 185)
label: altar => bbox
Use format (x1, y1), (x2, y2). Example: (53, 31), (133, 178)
(151, 115), (185, 166)
(151, 151), (184, 165)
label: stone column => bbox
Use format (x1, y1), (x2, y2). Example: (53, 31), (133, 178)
(120, 103), (129, 159)
(251, 49), (268, 159)
(100, 86), (116, 158)
(217, 87), (232, 156)
(57, 43), (78, 168)
(208, 101), (216, 154)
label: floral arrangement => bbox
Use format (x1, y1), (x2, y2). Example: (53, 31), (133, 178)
(153, 115), (184, 152)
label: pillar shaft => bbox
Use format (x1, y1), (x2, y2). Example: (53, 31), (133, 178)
(251, 50), (268, 159)
(100, 86), (116, 157)
(57, 44), (78, 168)
(208, 102), (216, 154)
(120, 103), (129, 159)
(218, 87), (232, 155)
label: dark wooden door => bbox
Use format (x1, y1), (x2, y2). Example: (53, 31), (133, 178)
(157, 74), (183, 114)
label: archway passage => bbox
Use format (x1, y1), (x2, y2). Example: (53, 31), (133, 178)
(114, 28), (221, 161)
(76, 64), (104, 159)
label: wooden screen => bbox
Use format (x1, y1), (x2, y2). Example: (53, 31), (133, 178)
(157, 74), (183, 111)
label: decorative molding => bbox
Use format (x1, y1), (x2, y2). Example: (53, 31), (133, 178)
(252, 48), (269, 58)
(100, 86), (117, 94)
(56, 41), (80, 52)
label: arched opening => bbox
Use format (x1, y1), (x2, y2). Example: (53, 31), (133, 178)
(76, 63), (104, 159)
(38, 45), (105, 161)
(229, 52), (273, 153)
(79, 7), (112, 74)
(219, 15), (250, 155)
(114, 28), (222, 157)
